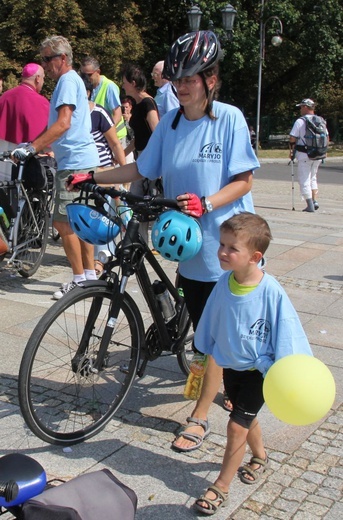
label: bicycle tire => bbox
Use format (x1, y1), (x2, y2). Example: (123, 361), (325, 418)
(18, 282), (144, 445)
(176, 303), (194, 376)
(17, 192), (49, 278)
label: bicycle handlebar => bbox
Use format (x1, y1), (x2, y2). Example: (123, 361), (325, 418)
(81, 183), (179, 212)
(0, 480), (19, 502)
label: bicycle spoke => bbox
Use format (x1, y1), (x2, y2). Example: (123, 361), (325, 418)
(16, 193), (49, 277)
(19, 286), (142, 444)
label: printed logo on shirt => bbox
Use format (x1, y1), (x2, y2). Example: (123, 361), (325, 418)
(192, 142), (222, 164)
(241, 319), (271, 344)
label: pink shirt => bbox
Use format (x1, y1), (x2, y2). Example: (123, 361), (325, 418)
(0, 83), (49, 144)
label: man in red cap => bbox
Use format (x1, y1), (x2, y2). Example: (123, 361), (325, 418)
(0, 63), (49, 144)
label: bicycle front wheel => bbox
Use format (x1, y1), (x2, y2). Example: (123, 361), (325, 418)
(176, 303), (194, 376)
(17, 192), (49, 277)
(18, 283), (143, 445)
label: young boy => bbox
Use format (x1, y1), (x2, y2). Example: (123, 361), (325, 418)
(193, 212), (313, 515)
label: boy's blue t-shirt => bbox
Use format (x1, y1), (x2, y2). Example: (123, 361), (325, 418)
(49, 70), (98, 170)
(195, 271), (313, 376)
(137, 101), (260, 282)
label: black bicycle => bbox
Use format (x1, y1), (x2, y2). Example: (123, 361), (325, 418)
(0, 152), (54, 277)
(18, 184), (194, 445)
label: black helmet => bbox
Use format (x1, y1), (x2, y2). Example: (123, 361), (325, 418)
(163, 31), (221, 81)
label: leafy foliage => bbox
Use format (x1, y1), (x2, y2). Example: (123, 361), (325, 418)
(0, 0), (342, 138)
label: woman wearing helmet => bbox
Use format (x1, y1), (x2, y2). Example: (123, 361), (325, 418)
(68, 29), (260, 457)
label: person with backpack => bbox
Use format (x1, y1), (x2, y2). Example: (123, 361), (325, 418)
(289, 98), (328, 212)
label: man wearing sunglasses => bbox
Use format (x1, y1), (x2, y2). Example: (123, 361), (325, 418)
(12, 35), (99, 299)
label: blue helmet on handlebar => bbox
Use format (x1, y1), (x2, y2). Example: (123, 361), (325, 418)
(151, 210), (202, 262)
(66, 203), (120, 245)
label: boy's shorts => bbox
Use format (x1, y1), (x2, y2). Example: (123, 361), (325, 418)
(53, 168), (96, 223)
(223, 368), (264, 429)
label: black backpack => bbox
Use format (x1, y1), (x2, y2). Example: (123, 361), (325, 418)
(11, 156), (47, 190)
(296, 115), (328, 160)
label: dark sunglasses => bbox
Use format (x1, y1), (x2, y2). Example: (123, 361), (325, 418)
(41, 54), (62, 63)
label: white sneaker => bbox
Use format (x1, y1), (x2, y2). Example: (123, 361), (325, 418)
(52, 281), (79, 300)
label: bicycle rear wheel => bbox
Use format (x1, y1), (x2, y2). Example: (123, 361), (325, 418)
(17, 191), (49, 277)
(18, 282), (143, 445)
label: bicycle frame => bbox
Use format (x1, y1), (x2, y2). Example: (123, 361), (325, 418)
(17, 183), (194, 445)
(0, 153), (52, 274)
(72, 188), (191, 378)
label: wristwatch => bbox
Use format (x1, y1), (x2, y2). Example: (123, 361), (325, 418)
(201, 197), (213, 214)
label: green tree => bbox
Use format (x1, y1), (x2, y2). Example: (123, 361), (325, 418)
(0, 0), (342, 139)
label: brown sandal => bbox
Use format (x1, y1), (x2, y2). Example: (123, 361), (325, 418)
(239, 455), (270, 484)
(194, 485), (229, 515)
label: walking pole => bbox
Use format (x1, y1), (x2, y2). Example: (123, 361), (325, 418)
(288, 154), (295, 211)
(291, 159), (295, 210)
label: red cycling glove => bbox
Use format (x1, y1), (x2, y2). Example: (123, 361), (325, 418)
(67, 172), (95, 188)
(186, 193), (203, 218)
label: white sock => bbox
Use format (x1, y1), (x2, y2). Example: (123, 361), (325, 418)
(73, 273), (86, 284)
(84, 269), (97, 280)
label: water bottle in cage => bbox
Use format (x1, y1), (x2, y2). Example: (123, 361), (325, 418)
(152, 280), (176, 322)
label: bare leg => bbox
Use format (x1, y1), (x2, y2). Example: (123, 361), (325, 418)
(53, 221), (86, 275)
(196, 418), (266, 510)
(172, 355), (222, 450)
(240, 418), (267, 481)
(196, 419), (248, 510)
(80, 240), (95, 270)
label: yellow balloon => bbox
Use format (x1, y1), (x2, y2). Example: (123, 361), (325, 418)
(263, 355), (336, 425)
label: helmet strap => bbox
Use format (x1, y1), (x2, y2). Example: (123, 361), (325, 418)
(199, 73), (213, 115)
(172, 107), (184, 130)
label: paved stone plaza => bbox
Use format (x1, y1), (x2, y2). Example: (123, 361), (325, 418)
(0, 160), (342, 519)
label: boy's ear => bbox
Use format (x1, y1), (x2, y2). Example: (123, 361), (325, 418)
(250, 250), (263, 264)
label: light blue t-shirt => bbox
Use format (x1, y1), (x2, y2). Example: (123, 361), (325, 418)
(137, 101), (260, 281)
(154, 82), (179, 118)
(195, 271), (313, 376)
(49, 70), (98, 170)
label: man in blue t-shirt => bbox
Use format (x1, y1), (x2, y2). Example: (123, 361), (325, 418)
(151, 61), (179, 118)
(12, 35), (99, 300)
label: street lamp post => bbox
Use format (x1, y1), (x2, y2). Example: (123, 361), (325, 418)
(255, 0), (283, 155)
(187, 3), (237, 40)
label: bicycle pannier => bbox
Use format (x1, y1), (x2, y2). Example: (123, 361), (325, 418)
(11, 156), (47, 190)
(21, 469), (137, 520)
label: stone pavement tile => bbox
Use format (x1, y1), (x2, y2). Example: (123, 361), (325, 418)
(0, 298), (50, 328)
(323, 501), (343, 519)
(1, 332), (32, 374)
(304, 315), (343, 350)
(304, 242), (332, 251)
(312, 344), (343, 369)
(283, 250), (343, 282)
(278, 285), (341, 316)
(267, 257), (311, 276)
(274, 246), (327, 264)
(320, 296), (343, 319)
